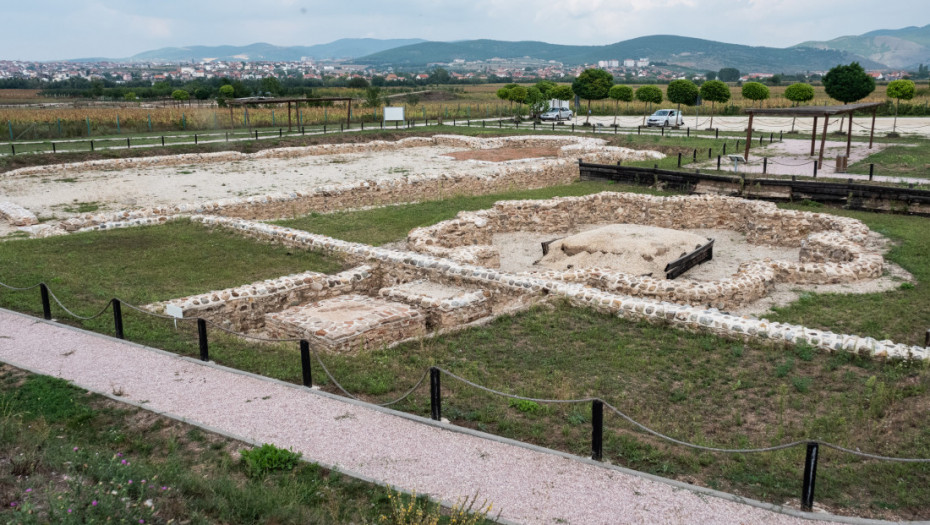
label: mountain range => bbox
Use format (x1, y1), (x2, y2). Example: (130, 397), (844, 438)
(72, 24), (930, 72)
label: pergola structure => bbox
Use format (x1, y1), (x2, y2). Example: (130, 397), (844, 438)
(226, 97), (355, 130)
(743, 102), (883, 168)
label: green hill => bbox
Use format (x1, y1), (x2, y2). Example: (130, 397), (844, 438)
(355, 35), (883, 72)
(796, 24), (930, 69)
(126, 39), (427, 62)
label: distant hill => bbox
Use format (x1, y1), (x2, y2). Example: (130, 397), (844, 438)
(354, 35), (883, 72)
(124, 38), (427, 62)
(796, 24), (930, 69)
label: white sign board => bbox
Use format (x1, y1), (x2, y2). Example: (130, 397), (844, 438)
(383, 106), (405, 122)
(165, 304), (184, 319)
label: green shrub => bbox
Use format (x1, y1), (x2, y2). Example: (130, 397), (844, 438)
(240, 443), (303, 478)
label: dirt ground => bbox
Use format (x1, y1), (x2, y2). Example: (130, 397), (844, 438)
(442, 146), (561, 162)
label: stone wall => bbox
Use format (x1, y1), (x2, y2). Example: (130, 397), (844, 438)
(406, 192), (882, 309)
(13, 135), (663, 236)
(178, 214), (925, 360)
(0, 201), (38, 227)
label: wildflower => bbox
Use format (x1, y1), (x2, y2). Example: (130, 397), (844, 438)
(128, 480), (133, 484)
(139, 520), (145, 524)
(25, 488), (32, 493)
(117, 453), (123, 457)
(161, 486), (167, 491)
(121, 460), (127, 465)
(68, 509), (72, 513)
(73, 447), (79, 451)
(10, 502), (16, 507)
(92, 500), (98, 506)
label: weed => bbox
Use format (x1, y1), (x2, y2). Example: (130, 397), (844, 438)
(508, 398), (547, 415)
(240, 443), (303, 478)
(791, 376), (812, 393)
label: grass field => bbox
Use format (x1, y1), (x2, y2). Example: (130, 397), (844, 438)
(0, 366), (495, 524)
(2, 177), (930, 519)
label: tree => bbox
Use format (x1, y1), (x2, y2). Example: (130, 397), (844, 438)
(783, 82), (815, 132)
(705, 71), (717, 81)
(363, 86), (383, 108)
(741, 82), (770, 108)
(666, 79), (699, 115)
(260, 76), (282, 96)
(718, 68), (740, 82)
(549, 85), (573, 103)
(535, 80), (556, 98)
(823, 62), (875, 104)
(572, 68), (613, 124)
(171, 89), (190, 107)
(886, 79), (916, 134)
(698, 80), (730, 129)
(608, 85), (633, 125)
(346, 77), (369, 89)
(428, 67), (451, 84)
(123, 91), (138, 102)
(194, 87), (211, 100)
(524, 87), (549, 119)
(508, 85), (528, 116)
(823, 62), (875, 132)
(635, 85), (663, 125)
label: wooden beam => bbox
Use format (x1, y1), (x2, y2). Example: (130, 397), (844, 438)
(347, 99), (352, 127)
(744, 113), (754, 161)
(810, 116), (818, 156)
(818, 113), (829, 169)
(287, 101), (293, 132)
(869, 109), (877, 149)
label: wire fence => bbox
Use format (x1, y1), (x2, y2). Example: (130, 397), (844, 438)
(2, 278), (930, 512)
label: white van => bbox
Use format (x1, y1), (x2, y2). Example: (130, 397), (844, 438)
(646, 109), (684, 127)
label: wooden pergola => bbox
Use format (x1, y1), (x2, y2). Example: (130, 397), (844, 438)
(225, 96), (354, 130)
(743, 102), (883, 167)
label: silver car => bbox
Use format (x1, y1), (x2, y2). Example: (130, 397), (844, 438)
(646, 109), (684, 127)
(540, 108), (573, 121)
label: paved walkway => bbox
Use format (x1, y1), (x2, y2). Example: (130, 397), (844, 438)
(0, 308), (893, 525)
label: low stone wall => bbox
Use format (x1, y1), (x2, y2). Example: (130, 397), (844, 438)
(147, 266), (375, 332)
(0, 201), (38, 227)
(183, 215), (925, 360)
(406, 192), (882, 309)
(17, 135), (663, 237)
(379, 281), (490, 330)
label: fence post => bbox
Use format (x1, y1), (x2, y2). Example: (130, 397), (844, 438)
(708, 147), (712, 159)
(715, 128), (719, 139)
(736, 139), (740, 151)
(591, 399), (604, 461)
(763, 157), (768, 174)
(52, 143), (56, 154)
(924, 329), (929, 347)
(194, 134), (197, 145)
(687, 127), (690, 137)
(801, 442), (819, 512)
(197, 318), (209, 362)
(430, 367), (441, 421)
(161, 136), (165, 147)
(300, 340), (312, 387)
(769, 132), (773, 144)
(661, 126), (665, 137)
(40, 283), (51, 320)
(255, 130), (259, 140)
(760, 134), (764, 146)
(723, 142), (727, 155)
(127, 137), (130, 149)
(677, 152), (682, 168)
(90, 140), (94, 152)
(869, 164), (874, 181)
(717, 155), (721, 170)
(813, 161), (818, 178)
(693, 149), (697, 161)
(112, 299), (124, 340)
(10, 144), (14, 156)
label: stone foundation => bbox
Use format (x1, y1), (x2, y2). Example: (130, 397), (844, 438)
(406, 192), (882, 309)
(0, 201), (38, 227)
(379, 280), (491, 329)
(265, 294), (426, 353)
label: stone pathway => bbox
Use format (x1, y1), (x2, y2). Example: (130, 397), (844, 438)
(0, 308), (893, 524)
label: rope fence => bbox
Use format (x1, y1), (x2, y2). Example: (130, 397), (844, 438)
(3, 278), (930, 512)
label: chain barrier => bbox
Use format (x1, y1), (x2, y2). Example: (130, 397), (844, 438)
(6, 278), (930, 463)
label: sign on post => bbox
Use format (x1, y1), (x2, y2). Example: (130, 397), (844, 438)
(383, 106), (405, 122)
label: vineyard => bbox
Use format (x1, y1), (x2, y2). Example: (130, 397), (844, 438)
(2, 83), (929, 140)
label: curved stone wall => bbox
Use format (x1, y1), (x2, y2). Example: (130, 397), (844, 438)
(406, 192), (883, 309)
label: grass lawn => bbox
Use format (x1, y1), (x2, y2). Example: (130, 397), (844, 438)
(849, 141), (930, 179)
(2, 177), (930, 519)
(0, 366), (492, 524)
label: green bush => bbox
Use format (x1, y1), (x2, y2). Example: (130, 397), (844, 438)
(240, 443), (303, 478)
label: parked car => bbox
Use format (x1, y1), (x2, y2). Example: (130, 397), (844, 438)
(646, 109), (684, 127)
(540, 108), (573, 121)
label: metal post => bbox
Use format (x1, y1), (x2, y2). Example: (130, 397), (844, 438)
(693, 149), (697, 161)
(869, 164), (874, 181)
(52, 143), (56, 154)
(300, 340), (312, 387)
(708, 147), (712, 159)
(723, 142), (727, 155)
(591, 399), (604, 461)
(161, 136), (165, 147)
(715, 128), (719, 139)
(197, 318), (209, 362)
(801, 442), (819, 512)
(924, 329), (929, 347)
(112, 299), (124, 340)
(661, 126), (665, 137)
(126, 137), (130, 149)
(760, 134), (764, 146)
(763, 157), (767, 174)
(40, 283), (51, 320)
(255, 130), (259, 140)
(717, 155), (721, 170)
(687, 127), (690, 137)
(677, 152), (682, 168)
(90, 140), (94, 152)
(430, 367), (441, 421)
(10, 144), (14, 156)
(769, 132), (773, 144)
(813, 161), (818, 178)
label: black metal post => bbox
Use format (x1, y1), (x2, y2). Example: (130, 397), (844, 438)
(677, 152), (682, 168)
(736, 139), (740, 151)
(780, 131), (783, 141)
(161, 136), (165, 147)
(430, 367), (441, 421)
(723, 142), (727, 155)
(300, 340), (312, 387)
(279, 128), (283, 137)
(869, 164), (874, 181)
(687, 127), (690, 137)
(127, 137), (130, 149)
(637, 125), (640, 135)
(226, 132), (229, 142)
(924, 329), (929, 347)
(769, 133), (773, 143)
(197, 318), (208, 362)
(760, 134), (764, 146)
(90, 140), (94, 152)
(112, 299), (124, 340)
(801, 442), (819, 512)
(715, 128), (719, 139)
(194, 134), (197, 145)
(255, 130), (259, 140)
(10, 144), (13, 156)
(661, 126), (665, 137)
(40, 283), (51, 320)
(693, 149), (697, 161)
(763, 157), (768, 174)
(592, 399), (604, 461)
(708, 147), (712, 159)
(717, 155), (721, 170)
(52, 143), (56, 153)
(361, 122), (364, 130)
(813, 161), (818, 178)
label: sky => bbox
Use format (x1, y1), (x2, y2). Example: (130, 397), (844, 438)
(4, 0), (928, 61)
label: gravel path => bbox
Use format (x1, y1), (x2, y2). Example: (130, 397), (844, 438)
(0, 308), (886, 524)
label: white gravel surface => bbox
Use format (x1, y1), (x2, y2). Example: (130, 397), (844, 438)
(0, 308), (870, 525)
